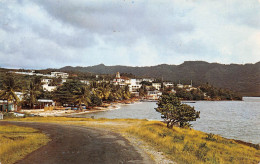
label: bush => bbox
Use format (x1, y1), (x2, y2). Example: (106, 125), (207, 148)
(155, 93), (200, 128)
(182, 142), (195, 152)
(173, 135), (185, 142)
(3, 112), (16, 118)
(195, 143), (210, 161)
(205, 133), (217, 141)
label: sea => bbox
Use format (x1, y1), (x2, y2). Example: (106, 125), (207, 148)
(74, 97), (260, 144)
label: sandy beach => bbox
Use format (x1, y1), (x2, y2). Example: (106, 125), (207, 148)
(19, 99), (139, 117)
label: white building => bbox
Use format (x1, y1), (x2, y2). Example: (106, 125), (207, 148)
(163, 82), (174, 88)
(50, 72), (69, 79)
(136, 79), (142, 85)
(128, 79), (142, 92)
(14, 92), (24, 101)
(80, 80), (90, 85)
(152, 83), (161, 90)
(14, 71), (35, 76)
(147, 90), (162, 100)
(177, 84), (184, 88)
(112, 72), (131, 87)
(41, 79), (52, 85)
(61, 79), (67, 83)
(142, 78), (155, 82)
(42, 84), (57, 92)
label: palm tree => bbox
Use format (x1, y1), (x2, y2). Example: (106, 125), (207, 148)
(95, 83), (111, 101)
(0, 75), (20, 112)
(74, 86), (91, 110)
(123, 85), (131, 100)
(23, 77), (42, 109)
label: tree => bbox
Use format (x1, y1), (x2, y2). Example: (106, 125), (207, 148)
(90, 93), (102, 107)
(0, 74), (20, 112)
(155, 93), (200, 128)
(74, 86), (91, 110)
(175, 88), (193, 100)
(139, 85), (147, 97)
(53, 80), (83, 105)
(23, 77), (42, 109)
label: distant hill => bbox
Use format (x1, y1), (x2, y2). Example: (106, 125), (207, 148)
(60, 61), (260, 96)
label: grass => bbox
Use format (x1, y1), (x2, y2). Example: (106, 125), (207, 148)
(126, 121), (260, 164)
(0, 125), (50, 164)
(2, 117), (260, 164)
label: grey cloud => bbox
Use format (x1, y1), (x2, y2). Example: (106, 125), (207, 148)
(34, 0), (194, 36)
(0, 0), (259, 69)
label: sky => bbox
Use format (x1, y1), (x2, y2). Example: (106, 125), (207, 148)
(0, 0), (260, 69)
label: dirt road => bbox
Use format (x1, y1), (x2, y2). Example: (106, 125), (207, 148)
(0, 122), (154, 164)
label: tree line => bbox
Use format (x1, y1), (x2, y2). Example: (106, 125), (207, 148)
(0, 74), (131, 111)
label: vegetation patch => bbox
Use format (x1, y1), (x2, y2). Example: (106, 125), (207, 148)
(0, 125), (50, 164)
(126, 121), (260, 164)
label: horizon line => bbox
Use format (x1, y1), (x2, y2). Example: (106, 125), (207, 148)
(1, 60), (259, 70)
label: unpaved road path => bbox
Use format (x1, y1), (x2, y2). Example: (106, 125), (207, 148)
(0, 121), (154, 164)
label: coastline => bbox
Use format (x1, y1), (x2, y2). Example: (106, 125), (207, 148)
(17, 98), (246, 117)
(18, 99), (140, 117)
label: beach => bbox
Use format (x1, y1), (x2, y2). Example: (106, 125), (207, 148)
(19, 99), (139, 117)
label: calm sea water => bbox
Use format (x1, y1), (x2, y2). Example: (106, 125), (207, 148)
(76, 98), (260, 144)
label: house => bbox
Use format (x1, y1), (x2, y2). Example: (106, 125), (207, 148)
(163, 82), (174, 88)
(184, 84), (192, 88)
(152, 83), (161, 90)
(177, 84), (184, 88)
(80, 80), (90, 85)
(147, 90), (162, 100)
(14, 92), (24, 101)
(42, 84), (57, 92)
(142, 78), (155, 83)
(136, 79), (142, 85)
(112, 72), (131, 87)
(186, 87), (198, 92)
(128, 79), (142, 92)
(0, 100), (15, 112)
(38, 99), (55, 108)
(41, 79), (52, 85)
(0, 92), (23, 112)
(50, 72), (69, 79)
(14, 70), (35, 76)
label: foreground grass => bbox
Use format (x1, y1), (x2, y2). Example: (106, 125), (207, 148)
(3, 117), (260, 164)
(126, 121), (260, 164)
(0, 125), (50, 164)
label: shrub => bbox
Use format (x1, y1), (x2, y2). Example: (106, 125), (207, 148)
(205, 133), (217, 141)
(195, 143), (210, 161)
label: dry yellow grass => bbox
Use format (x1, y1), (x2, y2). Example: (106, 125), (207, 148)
(2, 117), (260, 163)
(0, 125), (50, 164)
(126, 121), (260, 164)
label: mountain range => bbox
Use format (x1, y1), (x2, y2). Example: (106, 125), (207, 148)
(60, 61), (260, 96)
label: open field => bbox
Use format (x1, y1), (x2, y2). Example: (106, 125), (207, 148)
(0, 124), (50, 164)
(2, 117), (260, 164)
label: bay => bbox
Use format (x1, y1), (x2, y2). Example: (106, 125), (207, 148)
(75, 98), (260, 144)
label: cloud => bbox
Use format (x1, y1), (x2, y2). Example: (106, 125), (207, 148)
(0, 0), (259, 69)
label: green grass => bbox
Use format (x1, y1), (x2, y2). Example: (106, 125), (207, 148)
(0, 125), (50, 164)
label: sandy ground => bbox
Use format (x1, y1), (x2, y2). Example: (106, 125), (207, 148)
(20, 103), (122, 117)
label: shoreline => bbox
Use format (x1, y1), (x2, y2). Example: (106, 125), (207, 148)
(18, 99), (140, 117)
